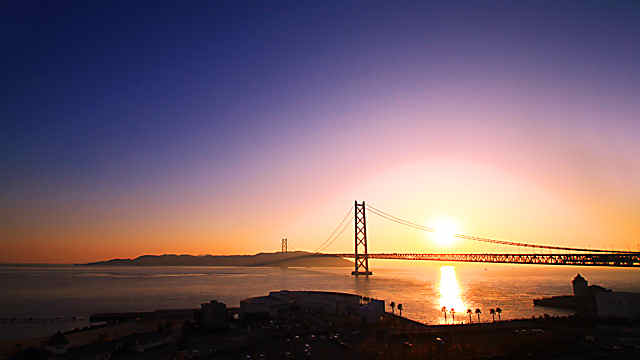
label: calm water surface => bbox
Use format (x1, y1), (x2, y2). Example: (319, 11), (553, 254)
(2, 261), (639, 341)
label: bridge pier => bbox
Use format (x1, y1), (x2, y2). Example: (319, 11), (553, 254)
(351, 271), (373, 275)
(352, 201), (372, 276)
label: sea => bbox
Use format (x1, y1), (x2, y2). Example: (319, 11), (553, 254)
(2, 261), (640, 341)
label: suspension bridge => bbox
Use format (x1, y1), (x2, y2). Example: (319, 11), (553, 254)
(307, 201), (640, 274)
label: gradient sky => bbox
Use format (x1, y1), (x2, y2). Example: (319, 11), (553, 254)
(2, 0), (639, 263)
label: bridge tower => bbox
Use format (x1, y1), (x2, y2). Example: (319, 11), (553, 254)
(281, 238), (287, 253)
(352, 201), (372, 275)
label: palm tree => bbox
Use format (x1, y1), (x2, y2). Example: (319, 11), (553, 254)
(397, 304), (403, 317)
(490, 308), (496, 322)
(390, 301), (395, 314)
(441, 306), (447, 323)
(467, 309), (472, 323)
(496, 307), (502, 320)
(450, 308), (455, 324)
(475, 308), (481, 322)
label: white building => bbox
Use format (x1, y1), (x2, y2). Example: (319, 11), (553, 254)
(240, 290), (385, 322)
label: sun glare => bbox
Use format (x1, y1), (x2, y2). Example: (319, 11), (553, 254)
(429, 217), (459, 247)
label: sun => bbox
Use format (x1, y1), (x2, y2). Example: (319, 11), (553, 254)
(429, 217), (459, 247)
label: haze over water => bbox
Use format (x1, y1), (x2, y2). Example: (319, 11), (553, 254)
(3, 262), (640, 341)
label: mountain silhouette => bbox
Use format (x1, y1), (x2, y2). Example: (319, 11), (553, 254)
(78, 251), (351, 267)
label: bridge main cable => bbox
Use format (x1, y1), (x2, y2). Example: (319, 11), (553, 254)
(366, 204), (637, 254)
(313, 205), (354, 253)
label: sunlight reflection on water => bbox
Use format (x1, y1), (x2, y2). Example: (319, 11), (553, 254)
(438, 266), (466, 323)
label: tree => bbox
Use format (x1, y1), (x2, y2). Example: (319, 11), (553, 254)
(475, 308), (481, 322)
(390, 301), (396, 314)
(450, 308), (455, 324)
(496, 307), (502, 320)
(397, 304), (403, 317)
(441, 306), (447, 323)
(467, 309), (472, 323)
(490, 308), (496, 322)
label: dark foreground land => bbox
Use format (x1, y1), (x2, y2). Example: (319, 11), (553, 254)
(6, 308), (640, 359)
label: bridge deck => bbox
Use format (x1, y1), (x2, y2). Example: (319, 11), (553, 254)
(327, 253), (640, 267)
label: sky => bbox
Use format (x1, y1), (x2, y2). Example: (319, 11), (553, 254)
(2, 0), (639, 263)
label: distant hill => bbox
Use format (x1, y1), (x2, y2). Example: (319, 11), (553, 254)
(78, 251), (352, 267)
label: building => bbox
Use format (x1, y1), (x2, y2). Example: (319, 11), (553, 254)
(198, 300), (227, 330)
(595, 292), (640, 319)
(571, 274), (640, 319)
(359, 298), (386, 323)
(240, 290), (385, 323)
(572, 274), (589, 297)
